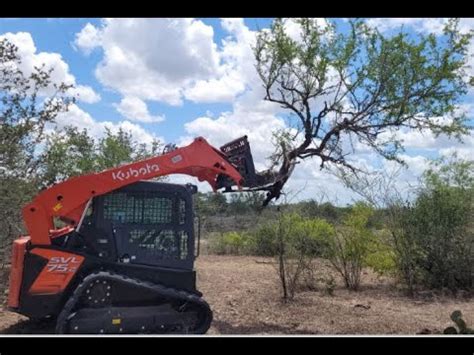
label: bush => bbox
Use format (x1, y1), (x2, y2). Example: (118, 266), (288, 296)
(208, 214), (334, 259)
(251, 224), (279, 256)
(325, 203), (375, 290)
(391, 158), (474, 293)
(207, 231), (252, 255)
(364, 229), (397, 276)
(271, 213), (334, 300)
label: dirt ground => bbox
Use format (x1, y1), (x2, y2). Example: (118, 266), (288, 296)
(0, 255), (472, 335)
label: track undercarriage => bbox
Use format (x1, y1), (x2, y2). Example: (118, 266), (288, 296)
(57, 272), (213, 334)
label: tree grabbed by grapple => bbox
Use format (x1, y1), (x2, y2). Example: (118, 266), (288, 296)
(253, 18), (473, 206)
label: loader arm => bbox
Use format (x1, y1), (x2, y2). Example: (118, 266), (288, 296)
(24, 137), (244, 246)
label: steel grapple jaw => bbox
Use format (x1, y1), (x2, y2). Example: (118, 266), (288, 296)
(216, 136), (277, 192)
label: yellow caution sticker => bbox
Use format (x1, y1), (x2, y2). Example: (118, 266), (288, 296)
(53, 203), (63, 212)
(112, 318), (121, 325)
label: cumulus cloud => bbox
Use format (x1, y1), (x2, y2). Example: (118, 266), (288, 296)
(73, 22), (101, 55)
(366, 18), (474, 36)
(366, 18), (448, 35)
(183, 71), (246, 103)
(283, 18), (328, 43)
(1, 30), (165, 159)
(114, 96), (165, 123)
(74, 18), (230, 106)
(0, 32), (101, 103)
(70, 85), (101, 104)
(55, 104), (162, 146)
(183, 108), (286, 172)
(438, 133), (474, 161)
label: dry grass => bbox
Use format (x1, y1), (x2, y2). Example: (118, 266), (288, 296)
(0, 255), (473, 334)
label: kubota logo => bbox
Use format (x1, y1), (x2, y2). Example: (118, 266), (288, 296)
(112, 163), (159, 181)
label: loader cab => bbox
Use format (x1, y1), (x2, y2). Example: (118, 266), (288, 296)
(76, 181), (198, 271)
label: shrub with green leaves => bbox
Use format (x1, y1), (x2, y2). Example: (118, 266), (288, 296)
(270, 213), (335, 299)
(207, 231), (252, 255)
(365, 229), (397, 276)
(325, 203), (375, 290)
(250, 224), (279, 256)
(392, 157), (474, 292)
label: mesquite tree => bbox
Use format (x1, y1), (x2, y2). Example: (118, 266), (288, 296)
(254, 18), (473, 205)
(0, 38), (74, 178)
(0, 38), (73, 250)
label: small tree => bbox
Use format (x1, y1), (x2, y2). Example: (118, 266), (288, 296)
(0, 38), (74, 250)
(326, 202), (375, 290)
(266, 211), (334, 300)
(253, 18), (473, 206)
(335, 164), (421, 293)
(339, 156), (474, 293)
(41, 126), (97, 187)
(97, 128), (161, 170)
(40, 126), (163, 187)
(407, 157), (474, 291)
(0, 39), (74, 179)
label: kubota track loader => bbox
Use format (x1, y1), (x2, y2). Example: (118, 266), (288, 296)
(7, 136), (272, 334)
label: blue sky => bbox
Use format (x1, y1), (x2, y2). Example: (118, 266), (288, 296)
(1, 18), (473, 203)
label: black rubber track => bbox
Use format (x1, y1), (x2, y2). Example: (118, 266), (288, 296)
(55, 271), (213, 334)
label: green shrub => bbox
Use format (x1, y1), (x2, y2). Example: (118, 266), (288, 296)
(270, 213), (335, 299)
(365, 230), (397, 276)
(325, 202), (375, 290)
(391, 157), (474, 292)
(365, 244), (397, 276)
(251, 224), (279, 256)
(208, 231), (252, 255)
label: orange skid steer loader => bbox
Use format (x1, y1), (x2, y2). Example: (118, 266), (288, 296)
(7, 136), (273, 334)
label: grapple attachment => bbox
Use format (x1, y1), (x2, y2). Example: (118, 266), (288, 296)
(216, 136), (276, 191)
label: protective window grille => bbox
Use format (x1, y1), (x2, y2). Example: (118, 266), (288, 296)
(128, 229), (188, 260)
(179, 231), (188, 260)
(104, 193), (172, 224)
(179, 199), (186, 225)
(129, 229), (156, 246)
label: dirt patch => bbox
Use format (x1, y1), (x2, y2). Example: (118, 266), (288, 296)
(0, 255), (472, 334)
(198, 256), (473, 334)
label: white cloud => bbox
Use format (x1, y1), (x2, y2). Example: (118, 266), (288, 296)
(183, 107), (286, 172)
(70, 85), (101, 104)
(1, 31), (161, 156)
(283, 18), (328, 43)
(283, 158), (359, 205)
(74, 18), (277, 106)
(184, 71), (246, 103)
(73, 22), (102, 55)
(366, 18), (474, 36)
(0, 31), (101, 102)
(366, 18), (448, 35)
(55, 104), (161, 147)
(438, 133), (474, 161)
(114, 96), (165, 123)
(1, 32), (73, 90)
(75, 18), (226, 106)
